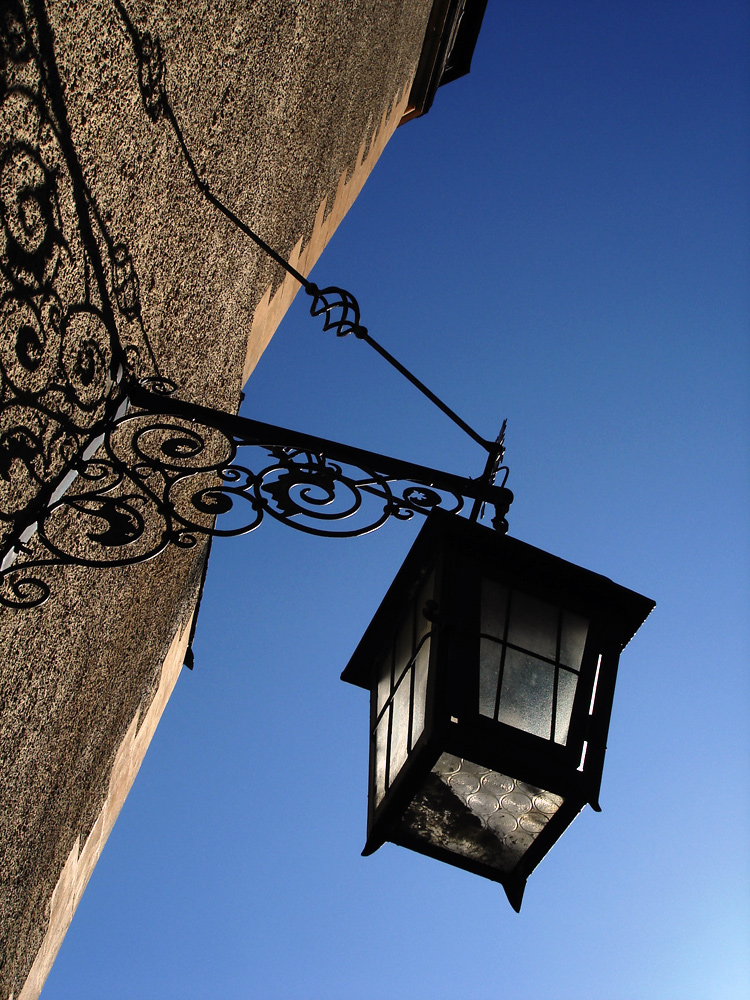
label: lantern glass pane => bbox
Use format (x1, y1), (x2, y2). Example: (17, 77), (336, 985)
(479, 580), (589, 746)
(411, 572), (433, 746)
(394, 608), (414, 685)
(390, 670), (411, 781)
(507, 592), (558, 661)
(560, 610), (588, 668)
(497, 648), (554, 739)
(412, 639), (430, 746)
(481, 578), (508, 641)
(371, 572), (435, 809)
(374, 710), (389, 806)
(396, 754), (564, 874)
(555, 668), (578, 745)
(479, 635), (502, 718)
(376, 658), (391, 716)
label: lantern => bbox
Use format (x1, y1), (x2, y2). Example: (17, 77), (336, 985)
(341, 513), (654, 910)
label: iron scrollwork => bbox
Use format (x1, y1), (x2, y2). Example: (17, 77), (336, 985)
(0, 379), (512, 609)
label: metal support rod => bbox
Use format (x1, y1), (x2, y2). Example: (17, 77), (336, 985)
(153, 88), (500, 465)
(116, 3), (510, 505)
(355, 329), (496, 453)
(126, 380), (512, 511)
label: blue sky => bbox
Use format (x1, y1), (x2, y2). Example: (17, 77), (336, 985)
(44, 3), (749, 998)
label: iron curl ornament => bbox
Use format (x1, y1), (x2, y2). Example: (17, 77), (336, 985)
(0, 376), (512, 609)
(305, 283), (368, 339)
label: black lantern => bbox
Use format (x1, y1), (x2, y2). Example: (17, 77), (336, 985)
(342, 513), (654, 910)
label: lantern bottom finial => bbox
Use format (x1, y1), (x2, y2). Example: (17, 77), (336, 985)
(503, 877), (526, 913)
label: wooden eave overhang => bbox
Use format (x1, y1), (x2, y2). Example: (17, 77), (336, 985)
(400, 0), (488, 124)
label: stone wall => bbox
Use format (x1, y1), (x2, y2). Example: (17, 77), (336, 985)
(0, 1), (433, 996)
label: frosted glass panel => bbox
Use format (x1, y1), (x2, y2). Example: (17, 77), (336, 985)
(554, 669), (578, 745)
(479, 586), (587, 741)
(479, 636), (502, 718)
(507, 591), (558, 660)
(396, 754), (564, 874)
(560, 610), (588, 668)
(376, 655), (391, 716)
(481, 578), (508, 641)
(497, 648), (554, 739)
(390, 672), (411, 782)
(411, 639), (430, 747)
(370, 571), (435, 808)
(374, 712), (389, 806)
(393, 608), (414, 687)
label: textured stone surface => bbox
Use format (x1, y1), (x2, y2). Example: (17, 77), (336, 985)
(0, 1), (432, 996)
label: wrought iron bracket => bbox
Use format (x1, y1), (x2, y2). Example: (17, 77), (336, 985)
(128, 378), (513, 528)
(0, 376), (512, 610)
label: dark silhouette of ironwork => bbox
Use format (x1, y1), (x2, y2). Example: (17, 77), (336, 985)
(0, 2), (512, 609)
(113, 0), (508, 460)
(0, 374), (512, 608)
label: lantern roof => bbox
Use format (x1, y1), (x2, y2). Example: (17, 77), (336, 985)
(342, 513), (655, 690)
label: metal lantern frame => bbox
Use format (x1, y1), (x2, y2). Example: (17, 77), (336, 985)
(342, 512), (654, 909)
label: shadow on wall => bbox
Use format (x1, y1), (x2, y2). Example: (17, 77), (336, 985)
(0, 0), (160, 580)
(0, 0), (412, 613)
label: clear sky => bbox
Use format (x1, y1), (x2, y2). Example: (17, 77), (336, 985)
(43, 3), (749, 998)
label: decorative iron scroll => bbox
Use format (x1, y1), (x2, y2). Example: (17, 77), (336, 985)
(305, 283), (368, 339)
(0, 379), (512, 609)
